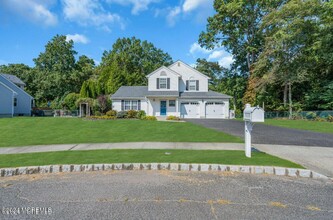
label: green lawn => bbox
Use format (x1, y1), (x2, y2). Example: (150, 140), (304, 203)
(0, 149), (303, 168)
(264, 119), (333, 134)
(0, 117), (242, 147)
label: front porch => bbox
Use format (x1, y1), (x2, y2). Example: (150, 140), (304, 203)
(146, 97), (180, 117)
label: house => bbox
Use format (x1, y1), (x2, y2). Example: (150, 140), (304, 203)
(111, 61), (231, 119)
(0, 73), (34, 117)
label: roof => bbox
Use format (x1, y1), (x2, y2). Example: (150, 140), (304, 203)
(0, 81), (17, 94)
(0, 73), (26, 86)
(111, 86), (231, 99)
(180, 91), (232, 99)
(111, 86), (148, 99)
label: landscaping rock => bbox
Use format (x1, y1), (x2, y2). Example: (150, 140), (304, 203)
(200, 164), (210, 172)
(52, 165), (60, 173)
(170, 163), (179, 171)
(275, 167), (286, 176)
(239, 166), (251, 173)
(299, 169), (311, 178)
(253, 167), (264, 174)
(264, 167), (274, 175)
(190, 164), (199, 171)
(159, 163), (169, 170)
(229, 166), (239, 172)
(287, 168), (298, 177)
(180, 164), (190, 171)
(210, 164), (220, 171)
(150, 163), (159, 170)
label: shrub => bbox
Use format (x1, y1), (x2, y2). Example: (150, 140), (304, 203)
(306, 111), (317, 120)
(117, 111), (128, 118)
(106, 110), (117, 117)
(327, 115), (333, 123)
(127, 110), (138, 119)
(86, 116), (116, 120)
(166, 115), (180, 121)
(137, 110), (146, 119)
(142, 116), (157, 121)
(314, 116), (326, 122)
(94, 111), (102, 116)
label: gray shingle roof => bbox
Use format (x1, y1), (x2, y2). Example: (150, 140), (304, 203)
(111, 86), (148, 99)
(111, 86), (231, 99)
(180, 91), (231, 99)
(0, 73), (26, 86)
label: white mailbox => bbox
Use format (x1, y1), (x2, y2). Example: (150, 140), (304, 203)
(243, 104), (265, 158)
(243, 105), (265, 123)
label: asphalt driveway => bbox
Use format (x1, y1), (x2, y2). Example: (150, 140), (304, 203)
(0, 171), (332, 219)
(186, 119), (333, 147)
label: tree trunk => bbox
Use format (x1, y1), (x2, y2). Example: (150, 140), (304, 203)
(283, 83), (288, 107)
(288, 82), (292, 119)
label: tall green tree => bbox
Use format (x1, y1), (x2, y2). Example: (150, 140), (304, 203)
(254, 0), (330, 115)
(96, 37), (173, 95)
(199, 0), (286, 105)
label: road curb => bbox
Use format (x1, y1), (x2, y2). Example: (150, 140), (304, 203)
(0, 163), (329, 179)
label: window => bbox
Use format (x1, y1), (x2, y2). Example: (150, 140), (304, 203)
(14, 98), (17, 107)
(169, 100), (175, 107)
(124, 101), (131, 110)
(159, 78), (167, 89)
(132, 101), (138, 110)
(122, 100), (141, 111)
(189, 80), (196, 91)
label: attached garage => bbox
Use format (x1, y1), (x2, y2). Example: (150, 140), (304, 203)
(181, 102), (200, 118)
(205, 102), (226, 119)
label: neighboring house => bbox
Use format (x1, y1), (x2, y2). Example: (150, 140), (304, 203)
(0, 74), (34, 117)
(111, 61), (231, 119)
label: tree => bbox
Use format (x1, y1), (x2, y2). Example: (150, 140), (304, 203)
(33, 35), (77, 102)
(96, 37), (173, 95)
(195, 58), (224, 89)
(254, 0), (326, 117)
(199, 0), (286, 105)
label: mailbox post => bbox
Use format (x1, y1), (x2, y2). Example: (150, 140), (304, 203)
(243, 104), (265, 158)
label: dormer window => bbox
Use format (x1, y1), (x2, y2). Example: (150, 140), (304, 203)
(156, 72), (170, 89)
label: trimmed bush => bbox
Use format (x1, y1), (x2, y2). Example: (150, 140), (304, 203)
(166, 115), (180, 121)
(327, 115), (333, 123)
(127, 110), (138, 119)
(106, 110), (117, 117)
(86, 116), (116, 120)
(94, 111), (102, 116)
(137, 110), (146, 119)
(142, 116), (157, 121)
(117, 111), (128, 118)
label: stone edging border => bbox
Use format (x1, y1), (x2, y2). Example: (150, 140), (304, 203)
(0, 163), (329, 179)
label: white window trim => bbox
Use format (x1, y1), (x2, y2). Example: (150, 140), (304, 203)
(159, 78), (167, 89)
(169, 100), (176, 107)
(189, 80), (196, 91)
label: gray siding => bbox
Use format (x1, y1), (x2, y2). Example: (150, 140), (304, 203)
(0, 84), (14, 117)
(0, 75), (33, 116)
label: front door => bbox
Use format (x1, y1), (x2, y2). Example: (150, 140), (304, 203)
(160, 101), (167, 116)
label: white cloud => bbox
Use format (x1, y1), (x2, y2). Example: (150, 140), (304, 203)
(166, 6), (181, 27)
(183, 0), (212, 13)
(107, 0), (159, 15)
(62, 0), (124, 31)
(207, 50), (234, 68)
(189, 42), (210, 55)
(1, 0), (57, 26)
(66, 34), (89, 44)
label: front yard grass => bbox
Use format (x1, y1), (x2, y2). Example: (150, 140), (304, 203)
(264, 119), (333, 134)
(0, 149), (303, 168)
(0, 117), (242, 147)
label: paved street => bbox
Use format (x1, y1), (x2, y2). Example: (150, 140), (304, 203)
(186, 119), (333, 147)
(0, 171), (332, 219)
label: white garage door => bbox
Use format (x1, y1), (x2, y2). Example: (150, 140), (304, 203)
(181, 102), (199, 118)
(205, 102), (225, 118)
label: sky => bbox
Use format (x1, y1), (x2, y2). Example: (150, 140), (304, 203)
(0, 0), (233, 68)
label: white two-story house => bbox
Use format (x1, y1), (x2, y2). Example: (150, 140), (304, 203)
(111, 60), (231, 119)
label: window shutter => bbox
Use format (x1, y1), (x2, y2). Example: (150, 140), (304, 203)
(186, 80), (189, 91)
(167, 78), (170, 89)
(121, 100), (124, 111)
(157, 78), (160, 89)
(138, 100), (141, 110)
(196, 80), (199, 91)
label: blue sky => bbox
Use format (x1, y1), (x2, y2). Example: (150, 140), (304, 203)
(0, 0), (233, 68)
